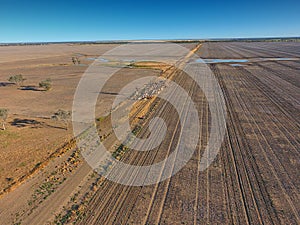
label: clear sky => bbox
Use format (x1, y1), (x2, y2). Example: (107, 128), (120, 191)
(0, 0), (299, 42)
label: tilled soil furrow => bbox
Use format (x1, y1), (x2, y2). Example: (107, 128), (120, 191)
(214, 62), (300, 224)
(234, 68), (300, 223)
(213, 64), (274, 224)
(193, 95), (205, 225)
(77, 65), (193, 224)
(102, 83), (188, 225)
(153, 72), (201, 225)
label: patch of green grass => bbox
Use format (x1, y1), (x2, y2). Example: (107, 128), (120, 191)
(18, 162), (26, 167)
(132, 125), (141, 135)
(0, 130), (20, 139)
(0, 140), (9, 148)
(34, 162), (42, 169)
(96, 114), (111, 124)
(0, 130), (20, 148)
(55, 210), (72, 225)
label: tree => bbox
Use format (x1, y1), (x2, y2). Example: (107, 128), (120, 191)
(72, 57), (77, 65)
(72, 57), (80, 65)
(8, 74), (26, 86)
(39, 78), (52, 91)
(51, 109), (71, 130)
(0, 108), (8, 130)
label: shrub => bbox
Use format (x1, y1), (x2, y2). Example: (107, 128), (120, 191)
(39, 78), (52, 91)
(51, 109), (71, 130)
(72, 57), (80, 65)
(8, 74), (26, 86)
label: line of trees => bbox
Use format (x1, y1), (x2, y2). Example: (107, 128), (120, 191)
(1, 76), (71, 131)
(8, 75), (52, 91)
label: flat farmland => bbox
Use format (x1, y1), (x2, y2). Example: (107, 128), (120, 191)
(0, 43), (169, 193)
(74, 42), (300, 225)
(198, 41), (300, 58)
(0, 44), (119, 193)
(0, 42), (299, 225)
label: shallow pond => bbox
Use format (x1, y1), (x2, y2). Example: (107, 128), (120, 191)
(230, 64), (244, 67)
(196, 57), (299, 64)
(196, 59), (249, 63)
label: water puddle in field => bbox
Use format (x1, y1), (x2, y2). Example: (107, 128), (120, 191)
(196, 59), (249, 64)
(196, 57), (299, 64)
(87, 57), (110, 62)
(85, 57), (139, 68)
(86, 57), (138, 63)
(87, 57), (299, 66)
(75, 53), (86, 57)
(230, 64), (244, 67)
(262, 58), (297, 61)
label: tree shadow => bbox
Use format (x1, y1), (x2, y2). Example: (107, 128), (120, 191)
(0, 82), (14, 87)
(10, 118), (68, 130)
(45, 124), (67, 130)
(19, 86), (44, 91)
(99, 91), (120, 96)
(10, 118), (43, 128)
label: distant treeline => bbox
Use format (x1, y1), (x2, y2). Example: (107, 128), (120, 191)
(0, 40), (201, 46)
(205, 37), (300, 42)
(0, 37), (299, 46)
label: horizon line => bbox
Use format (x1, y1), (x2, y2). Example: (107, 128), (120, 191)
(0, 36), (299, 45)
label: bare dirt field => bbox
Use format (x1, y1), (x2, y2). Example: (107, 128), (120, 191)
(0, 43), (169, 193)
(0, 42), (299, 225)
(0, 44), (115, 193)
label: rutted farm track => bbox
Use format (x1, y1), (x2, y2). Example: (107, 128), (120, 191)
(76, 42), (300, 225)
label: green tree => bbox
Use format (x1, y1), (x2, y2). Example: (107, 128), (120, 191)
(72, 57), (77, 65)
(39, 78), (52, 91)
(0, 108), (8, 130)
(72, 57), (80, 65)
(8, 74), (26, 86)
(51, 109), (71, 130)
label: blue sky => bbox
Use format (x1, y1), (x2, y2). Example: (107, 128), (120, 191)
(0, 0), (299, 42)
